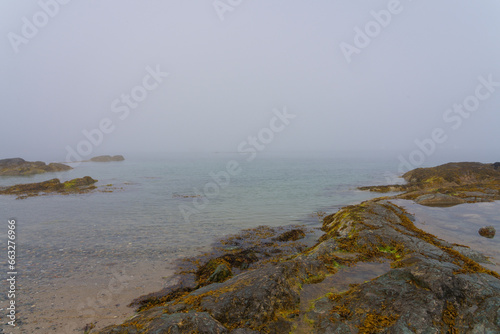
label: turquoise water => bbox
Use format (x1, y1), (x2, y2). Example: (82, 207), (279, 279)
(0, 152), (398, 251)
(0, 153), (399, 290)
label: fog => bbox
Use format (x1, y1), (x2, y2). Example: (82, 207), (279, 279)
(1, 1), (499, 163)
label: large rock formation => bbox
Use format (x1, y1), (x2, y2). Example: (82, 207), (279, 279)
(90, 155), (125, 162)
(0, 158), (72, 176)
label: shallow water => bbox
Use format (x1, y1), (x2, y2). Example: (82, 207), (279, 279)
(392, 199), (500, 273)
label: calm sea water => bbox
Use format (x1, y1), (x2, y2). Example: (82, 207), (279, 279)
(0, 152), (397, 288)
(1, 152), (497, 271)
(0, 152), (399, 253)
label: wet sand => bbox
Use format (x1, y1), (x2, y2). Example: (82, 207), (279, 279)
(5, 261), (175, 334)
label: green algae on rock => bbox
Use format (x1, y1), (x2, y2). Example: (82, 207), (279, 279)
(0, 176), (98, 199)
(0, 157), (72, 176)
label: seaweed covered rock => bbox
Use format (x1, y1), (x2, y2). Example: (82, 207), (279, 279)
(0, 158), (72, 176)
(402, 162), (500, 185)
(127, 225), (312, 314)
(311, 255), (500, 333)
(0, 177), (98, 199)
(272, 229), (306, 242)
(307, 201), (500, 333)
(90, 155), (125, 162)
(144, 312), (229, 334)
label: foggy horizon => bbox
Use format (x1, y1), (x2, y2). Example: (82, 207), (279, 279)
(2, 1), (499, 164)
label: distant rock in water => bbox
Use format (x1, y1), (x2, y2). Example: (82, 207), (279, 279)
(0, 176), (97, 199)
(493, 162), (500, 170)
(478, 226), (496, 239)
(90, 155), (125, 162)
(0, 158), (72, 176)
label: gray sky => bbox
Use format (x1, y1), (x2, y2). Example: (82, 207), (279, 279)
(1, 0), (499, 162)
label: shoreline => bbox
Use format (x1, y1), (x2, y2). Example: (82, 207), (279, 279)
(2, 161), (498, 333)
(96, 162), (500, 333)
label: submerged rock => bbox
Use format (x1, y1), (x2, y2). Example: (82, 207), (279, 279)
(414, 193), (466, 207)
(90, 155), (125, 162)
(479, 226), (496, 239)
(0, 158), (72, 176)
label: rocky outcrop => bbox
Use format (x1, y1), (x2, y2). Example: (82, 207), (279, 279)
(90, 155), (125, 162)
(0, 158), (72, 176)
(0, 176), (97, 199)
(97, 198), (500, 333)
(479, 226), (496, 239)
(307, 201), (500, 333)
(360, 162), (500, 207)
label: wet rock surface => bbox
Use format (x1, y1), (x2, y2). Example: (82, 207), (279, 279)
(0, 157), (72, 176)
(97, 163), (500, 333)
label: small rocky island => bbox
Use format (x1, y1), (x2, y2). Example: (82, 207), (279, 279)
(90, 155), (125, 162)
(359, 162), (500, 206)
(0, 177), (98, 199)
(0, 158), (72, 176)
(97, 162), (500, 333)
